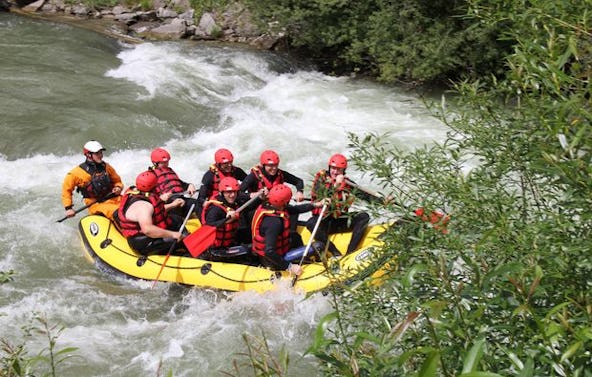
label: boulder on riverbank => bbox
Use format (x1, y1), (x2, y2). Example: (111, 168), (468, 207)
(4, 0), (286, 50)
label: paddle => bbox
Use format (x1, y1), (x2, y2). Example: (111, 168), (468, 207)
(183, 192), (262, 258)
(345, 179), (385, 201)
(291, 197), (312, 202)
(345, 179), (450, 233)
(151, 198), (197, 289)
(291, 203), (327, 287)
(56, 192), (117, 223)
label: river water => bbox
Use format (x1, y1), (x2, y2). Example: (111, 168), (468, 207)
(0, 12), (446, 376)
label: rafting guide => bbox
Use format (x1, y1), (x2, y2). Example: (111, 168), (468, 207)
(60, 140), (123, 222)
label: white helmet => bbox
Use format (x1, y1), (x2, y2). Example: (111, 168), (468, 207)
(83, 140), (105, 154)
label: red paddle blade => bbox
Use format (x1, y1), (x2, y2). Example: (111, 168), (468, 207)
(414, 207), (450, 234)
(183, 225), (217, 257)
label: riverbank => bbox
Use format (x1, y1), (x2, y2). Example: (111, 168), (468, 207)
(4, 0), (285, 50)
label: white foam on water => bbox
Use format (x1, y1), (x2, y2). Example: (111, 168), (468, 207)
(7, 282), (333, 376)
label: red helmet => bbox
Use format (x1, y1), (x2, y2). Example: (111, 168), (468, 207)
(136, 170), (158, 192)
(328, 153), (348, 169)
(219, 177), (240, 192)
(83, 140), (105, 155)
(260, 150), (280, 165)
(215, 148), (234, 164)
(267, 184), (292, 207)
(151, 148), (170, 163)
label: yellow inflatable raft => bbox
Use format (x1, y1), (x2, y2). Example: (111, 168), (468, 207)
(78, 215), (391, 293)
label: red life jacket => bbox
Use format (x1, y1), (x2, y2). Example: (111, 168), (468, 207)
(78, 161), (113, 199)
(208, 164), (236, 199)
(117, 188), (171, 238)
(310, 169), (353, 218)
(151, 166), (184, 196)
(251, 206), (290, 256)
(250, 165), (284, 192)
(201, 199), (239, 247)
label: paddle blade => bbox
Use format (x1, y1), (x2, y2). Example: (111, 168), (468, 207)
(183, 225), (217, 257)
(414, 207), (450, 234)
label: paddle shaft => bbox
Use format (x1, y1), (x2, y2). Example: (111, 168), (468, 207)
(151, 197), (197, 289)
(346, 178), (410, 210)
(291, 197), (312, 202)
(56, 192), (117, 223)
(345, 179), (384, 200)
(346, 179), (450, 232)
(291, 203), (327, 287)
(235, 191), (263, 213)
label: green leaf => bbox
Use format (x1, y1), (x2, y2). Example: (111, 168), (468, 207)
(533, 265), (543, 280)
(544, 301), (571, 320)
(314, 353), (348, 369)
(517, 358), (535, 377)
(309, 311), (338, 352)
(54, 346), (79, 356)
(560, 341), (582, 362)
(416, 350), (439, 377)
(352, 331), (380, 349)
(402, 264), (427, 288)
(578, 326), (592, 340)
(462, 338), (486, 373)
(482, 262), (524, 290)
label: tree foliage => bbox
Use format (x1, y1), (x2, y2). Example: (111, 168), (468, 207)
(243, 0), (512, 85)
(303, 1), (591, 375)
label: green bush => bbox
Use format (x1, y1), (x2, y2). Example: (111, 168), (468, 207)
(242, 0), (511, 85)
(69, 0), (120, 9)
(299, 1), (591, 375)
(189, 0), (229, 18)
(1, 314), (80, 377)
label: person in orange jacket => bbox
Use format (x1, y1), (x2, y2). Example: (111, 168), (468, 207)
(61, 140), (123, 220)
